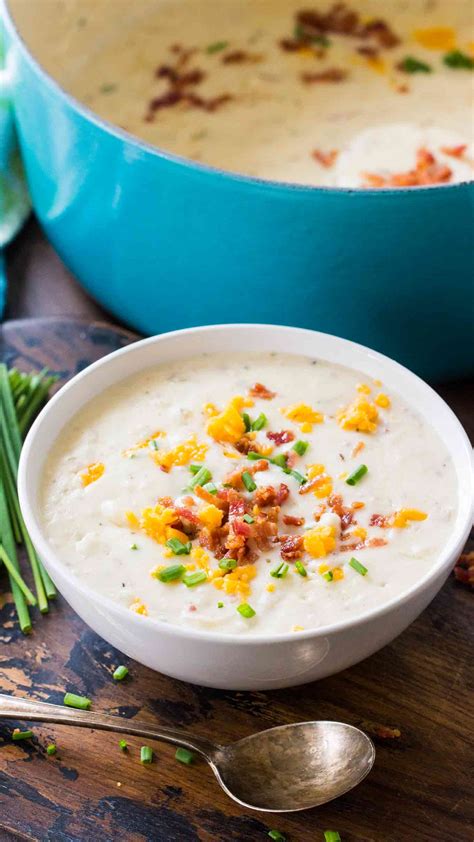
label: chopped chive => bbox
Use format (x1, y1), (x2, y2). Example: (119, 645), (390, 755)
(206, 40), (229, 54)
(217, 601), (224, 608)
(270, 453), (288, 469)
(12, 729), (33, 741)
(119, 739), (128, 751)
(219, 558), (237, 571)
(324, 833), (341, 842)
(251, 413), (267, 431)
(288, 469), (307, 484)
(398, 55), (432, 73)
(349, 557), (368, 576)
(242, 412), (252, 432)
(63, 693), (91, 710)
(183, 571), (207, 587)
(202, 481), (218, 495)
(166, 537), (192, 556)
(237, 602), (256, 618)
(46, 743), (57, 755)
(243, 513), (254, 524)
(293, 439), (309, 456)
(247, 451), (265, 461)
(323, 571), (333, 582)
(443, 49), (474, 69)
(113, 665), (129, 681)
(270, 562), (289, 579)
(268, 831), (287, 842)
(0, 545), (37, 605)
(189, 464), (203, 474)
(150, 439), (159, 451)
(175, 747), (194, 765)
(188, 465), (212, 489)
(140, 745), (153, 764)
(242, 471), (257, 492)
(157, 563), (186, 582)
(295, 560), (307, 577)
(130, 543), (138, 550)
(346, 464), (368, 486)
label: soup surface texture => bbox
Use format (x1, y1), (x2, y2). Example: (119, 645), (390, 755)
(41, 353), (458, 635)
(11, 0), (474, 186)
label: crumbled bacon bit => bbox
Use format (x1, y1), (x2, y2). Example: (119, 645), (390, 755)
(301, 68), (348, 84)
(279, 37), (303, 52)
(279, 533), (304, 560)
(145, 45), (232, 118)
(312, 148), (339, 168)
(441, 144), (467, 159)
(328, 493), (355, 531)
(369, 513), (391, 528)
(249, 382), (276, 400)
(254, 483), (289, 508)
(314, 504), (327, 520)
(173, 506), (200, 524)
(351, 441), (365, 458)
(362, 147), (453, 188)
(359, 19), (400, 48)
(352, 501), (365, 510)
(222, 50), (262, 64)
(297, 5), (359, 38)
(283, 514), (305, 526)
(224, 459), (269, 489)
(361, 720), (401, 740)
(266, 429), (295, 445)
(454, 551), (474, 588)
(275, 483), (290, 505)
(195, 485), (227, 508)
(357, 45), (379, 57)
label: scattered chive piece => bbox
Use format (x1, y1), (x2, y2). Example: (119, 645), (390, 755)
(324, 832), (341, 842)
(247, 451), (266, 461)
(189, 464), (203, 475)
(242, 412), (252, 432)
(150, 439), (159, 451)
(0, 545), (37, 605)
(166, 537), (192, 556)
(140, 745), (153, 764)
(270, 453), (288, 469)
(443, 49), (474, 69)
(217, 601), (224, 608)
(243, 513), (254, 524)
(219, 558), (237, 571)
(46, 743), (57, 755)
(206, 40), (229, 54)
(63, 692), (91, 711)
(158, 563), (185, 582)
(287, 469), (307, 485)
(346, 464), (368, 486)
(12, 729), (33, 741)
(119, 739), (128, 751)
(183, 570), (207, 587)
(188, 465), (212, 489)
(295, 560), (307, 577)
(399, 55), (432, 73)
(349, 557), (368, 576)
(202, 481), (218, 495)
(293, 439), (309, 456)
(237, 602), (256, 618)
(242, 471), (257, 492)
(175, 747), (194, 765)
(251, 413), (267, 431)
(323, 571), (334, 582)
(270, 562), (289, 579)
(130, 543), (138, 550)
(113, 665), (129, 681)
(268, 831), (287, 842)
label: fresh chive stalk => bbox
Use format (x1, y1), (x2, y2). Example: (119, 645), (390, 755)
(63, 693), (91, 710)
(175, 747), (194, 765)
(0, 545), (37, 605)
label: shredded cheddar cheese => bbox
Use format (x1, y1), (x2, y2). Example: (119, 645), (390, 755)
(281, 403), (324, 432)
(137, 504), (185, 545)
(212, 564), (257, 596)
(332, 566), (345, 581)
(307, 464), (333, 498)
(303, 525), (336, 558)
(153, 435), (208, 470)
(123, 430), (165, 457)
(414, 27), (456, 51)
(130, 598), (148, 616)
(80, 462), (105, 487)
(337, 397), (379, 433)
(206, 397), (248, 443)
(392, 509), (427, 528)
(375, 393), (391, 409)
(198, 504), (223, 531)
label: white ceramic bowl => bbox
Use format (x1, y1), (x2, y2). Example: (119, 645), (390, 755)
(18, 325), (473, 690)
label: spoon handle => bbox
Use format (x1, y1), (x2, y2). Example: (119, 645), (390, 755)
(0, 693), (218, 760)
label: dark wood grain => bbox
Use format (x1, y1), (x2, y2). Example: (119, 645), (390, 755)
(0, 317), (473, 842)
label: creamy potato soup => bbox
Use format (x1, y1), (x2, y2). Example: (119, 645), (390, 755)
(11, 0), (474, 186)
(41, 353), (457, 635)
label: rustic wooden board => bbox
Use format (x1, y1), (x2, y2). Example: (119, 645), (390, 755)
(0, 318), (472, 842)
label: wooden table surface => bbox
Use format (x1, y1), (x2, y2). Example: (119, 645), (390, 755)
(1, 219), (473, 842)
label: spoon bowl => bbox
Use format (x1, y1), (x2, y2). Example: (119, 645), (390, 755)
(214, 721), (375, 812)
(0, 693), (375, 812)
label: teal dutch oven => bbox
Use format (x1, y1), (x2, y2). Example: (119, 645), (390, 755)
(2, 0), (473, 380)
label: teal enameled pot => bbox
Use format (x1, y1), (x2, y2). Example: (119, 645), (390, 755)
(2, 0), (473, 380)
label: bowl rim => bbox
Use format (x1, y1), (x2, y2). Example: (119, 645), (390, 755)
(2, 0), (472, 196)
(18, 323), (474, 646)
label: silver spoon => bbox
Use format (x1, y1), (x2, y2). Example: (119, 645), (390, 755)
(0, 692), (375, 812)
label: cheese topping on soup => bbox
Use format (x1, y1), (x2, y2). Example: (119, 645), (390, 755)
(10, 0), (474, 186)
(41, 353), (458, 635)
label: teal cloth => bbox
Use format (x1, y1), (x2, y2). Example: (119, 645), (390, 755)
(0, 23), (31, 315)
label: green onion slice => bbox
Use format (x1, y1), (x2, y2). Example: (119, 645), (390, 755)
(270, 562), (289, 579)
(293, 440), (309, 456)
(189, 464), (203, 474)
(188, 465), (212, 489)
(175, 747), (194, 765)
(157, 563), (185, 582)
(183, 571), (207, 587)
(12, 729), (33, 741)
(166, 537), (192, 556)
(202, 481), (218, 495)
(443, 49), (474, 69)
(251, 413), (267, 431)
(237, 602), (256, 618)
(349, 557), (368, 576)
(247, 451), (265, 461)
(206, 40), (229, 54)
(268, 831), (287, 842)
(63, 693), (91, 710)
(140, 745), (153, 764)
(295, 560), (307, 577)
(322, 571), (333, 582)
(217, 601), (224, 608)
(242, 471), (257, 492)
(242, 412), (252, 432)
(243, 513), (254, 524)
(346, 464), (368, 486)
(119, 739), (128, 751)
(219, 558), (237, 571)
(113, 665), (129, 681)
(324, 832), (342, 842)
(46, 743), (57, 755)
(399, 55), (432, 73)
(270, 453), (288, 469)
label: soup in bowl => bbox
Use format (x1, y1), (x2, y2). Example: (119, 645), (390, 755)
(18, 325), (473, 689)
